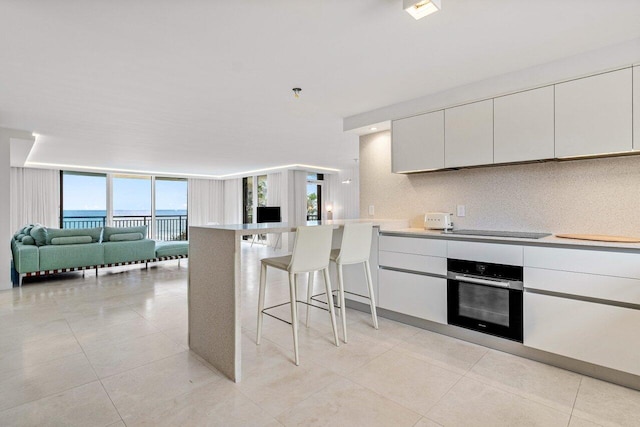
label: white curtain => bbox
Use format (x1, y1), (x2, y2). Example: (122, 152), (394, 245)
(326, 166), (360, 220)
(10, 167), (60, 231)
(292, 170), (308, 225)
(188, 178), (224, 226)
(223, 178), (242, 224)
(266, 172), (284, 247)
(266, 172), (282, 208)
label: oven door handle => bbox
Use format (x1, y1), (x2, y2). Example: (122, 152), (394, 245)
(453, 274), (513, 289)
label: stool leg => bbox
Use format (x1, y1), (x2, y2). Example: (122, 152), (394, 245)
(337, 264), (348, 343)
(289, 272), (300, 365)
(364, 260), (379, 329)
(323, 267), (340, 347)
(256, 263), (267, 345)
(306, 271), (314, 327)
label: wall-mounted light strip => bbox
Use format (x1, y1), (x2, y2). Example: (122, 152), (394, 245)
(24, 161), (341, 180)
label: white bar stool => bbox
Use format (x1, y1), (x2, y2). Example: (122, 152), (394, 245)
(307, 222), (378, 343)
(256, 225), (340, 365)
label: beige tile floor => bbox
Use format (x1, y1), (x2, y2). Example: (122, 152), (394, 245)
(1, 243), (639, 426)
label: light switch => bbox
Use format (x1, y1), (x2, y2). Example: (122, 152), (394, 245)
(368, 205), (375, 216)
(457, 205), (466, 217)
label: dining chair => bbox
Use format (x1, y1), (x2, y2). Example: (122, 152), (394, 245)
(256, 225), (340, 365)
(306, 222), (377, 343)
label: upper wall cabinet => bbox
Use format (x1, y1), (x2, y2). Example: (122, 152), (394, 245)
(444, 99), (493, 168)
(555, 68), (633, 158)
(494, 86), (555, 164)
(391, 110), (444, 173)
(634, 66), (640, 151)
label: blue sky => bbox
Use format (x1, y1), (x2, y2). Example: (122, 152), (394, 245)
(63, 174), (187, 211)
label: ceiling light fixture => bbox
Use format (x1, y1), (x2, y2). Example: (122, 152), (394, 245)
(370, 127), (378, 131)
(403, 0), (441, 20)
(292, 87), (302, 98)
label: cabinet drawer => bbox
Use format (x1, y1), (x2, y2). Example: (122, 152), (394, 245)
(524, 246), (640, 279)
(524, 293), (640, 375)
(378, 269), (447, 323)
(447, 241), (523, 266)
(379, 235), (447, 257)
(379, 251), (446, 276)
(525, 267), (640, 305)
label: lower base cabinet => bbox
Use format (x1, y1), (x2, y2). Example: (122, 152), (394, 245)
(378, 269), (447, 324)
(524, 292), (640, 376)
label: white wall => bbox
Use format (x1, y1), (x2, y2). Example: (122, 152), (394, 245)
(1, 128), (34, 289)
(360, 131), (640, 236)
(0, 130), (10, 289)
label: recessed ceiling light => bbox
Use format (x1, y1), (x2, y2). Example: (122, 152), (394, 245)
(404, 0), (441, 20)
(370, 127), (378, 131)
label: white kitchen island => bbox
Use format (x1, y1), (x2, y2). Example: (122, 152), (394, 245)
(188, 220), (407, 382)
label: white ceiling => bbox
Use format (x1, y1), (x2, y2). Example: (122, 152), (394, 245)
(1, 1), (639, 177)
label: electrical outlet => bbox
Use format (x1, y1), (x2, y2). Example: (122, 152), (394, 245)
(457, 205), (466, 217)
(368, 205), (375, 216)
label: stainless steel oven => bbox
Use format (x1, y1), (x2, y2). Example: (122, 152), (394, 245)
(447, 259), (523, 342)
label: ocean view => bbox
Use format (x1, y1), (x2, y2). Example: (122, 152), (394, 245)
(62, 210), (189, 240)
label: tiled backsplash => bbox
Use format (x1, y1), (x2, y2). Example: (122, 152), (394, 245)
(360, 131), (640, 236)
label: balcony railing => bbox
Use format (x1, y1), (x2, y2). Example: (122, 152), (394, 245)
(62, 215), (188, 241)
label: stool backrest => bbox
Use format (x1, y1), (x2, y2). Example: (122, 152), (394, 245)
(336, 222), (373, 265)
(288, 225), (333, 273)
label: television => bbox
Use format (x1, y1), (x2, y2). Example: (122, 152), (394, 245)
(257, 206), (281, 223)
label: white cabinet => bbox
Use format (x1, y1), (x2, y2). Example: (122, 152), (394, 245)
(524, 292), (640, 376)
(524, 246), (640, 279)
(555, 68), (633, 158)
(447, 241), (523, 266)
(379, 235), (447, 257)
(378, 251), (446, 276)
(378, 269), (447, 324)
(392, 111), (445, 173)
(634, 66), (640, 151)
(444, 99), (493, 168)
(494, 86), (555, 163)
(525, 267), (640, 306)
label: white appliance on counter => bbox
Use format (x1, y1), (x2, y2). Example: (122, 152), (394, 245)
(424, 212), (453, 230)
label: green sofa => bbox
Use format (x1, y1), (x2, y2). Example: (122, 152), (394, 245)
(10, 224), (188, 286)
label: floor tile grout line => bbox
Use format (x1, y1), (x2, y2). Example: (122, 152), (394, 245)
(0, 319), (109, 415)
(65, 317), (127, 425)
(569, 376), (584, 422)
(95, 348), (192, 382)
(461, 349), (583, 417)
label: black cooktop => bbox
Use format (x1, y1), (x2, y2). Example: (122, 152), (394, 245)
(444, 229), (551, 239)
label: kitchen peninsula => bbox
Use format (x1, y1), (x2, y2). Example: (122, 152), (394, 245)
(188, 220), (407, 382)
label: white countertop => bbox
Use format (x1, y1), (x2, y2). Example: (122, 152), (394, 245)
(190, 219), (410, 236)
(383, 227), (640, 252)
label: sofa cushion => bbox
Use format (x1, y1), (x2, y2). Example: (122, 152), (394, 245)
(30, 225), (47, 246)
(46, 227), (103, 244)
(21, 236), (35, 245)
(39, 243), (105, 271)
(51, 236), (93, 245)
(109, 232), (143, 242)
(15, 233), (26, 241)
(103, 239), (155, 264)
(154, 241), (189, 258)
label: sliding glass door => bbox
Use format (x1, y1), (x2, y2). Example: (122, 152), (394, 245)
(60, 172), (188, 240)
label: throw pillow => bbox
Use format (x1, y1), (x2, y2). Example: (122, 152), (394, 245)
(50, 236), (93, 245)
(109, 232), (143, 242)
(30, 225), (47, 246)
